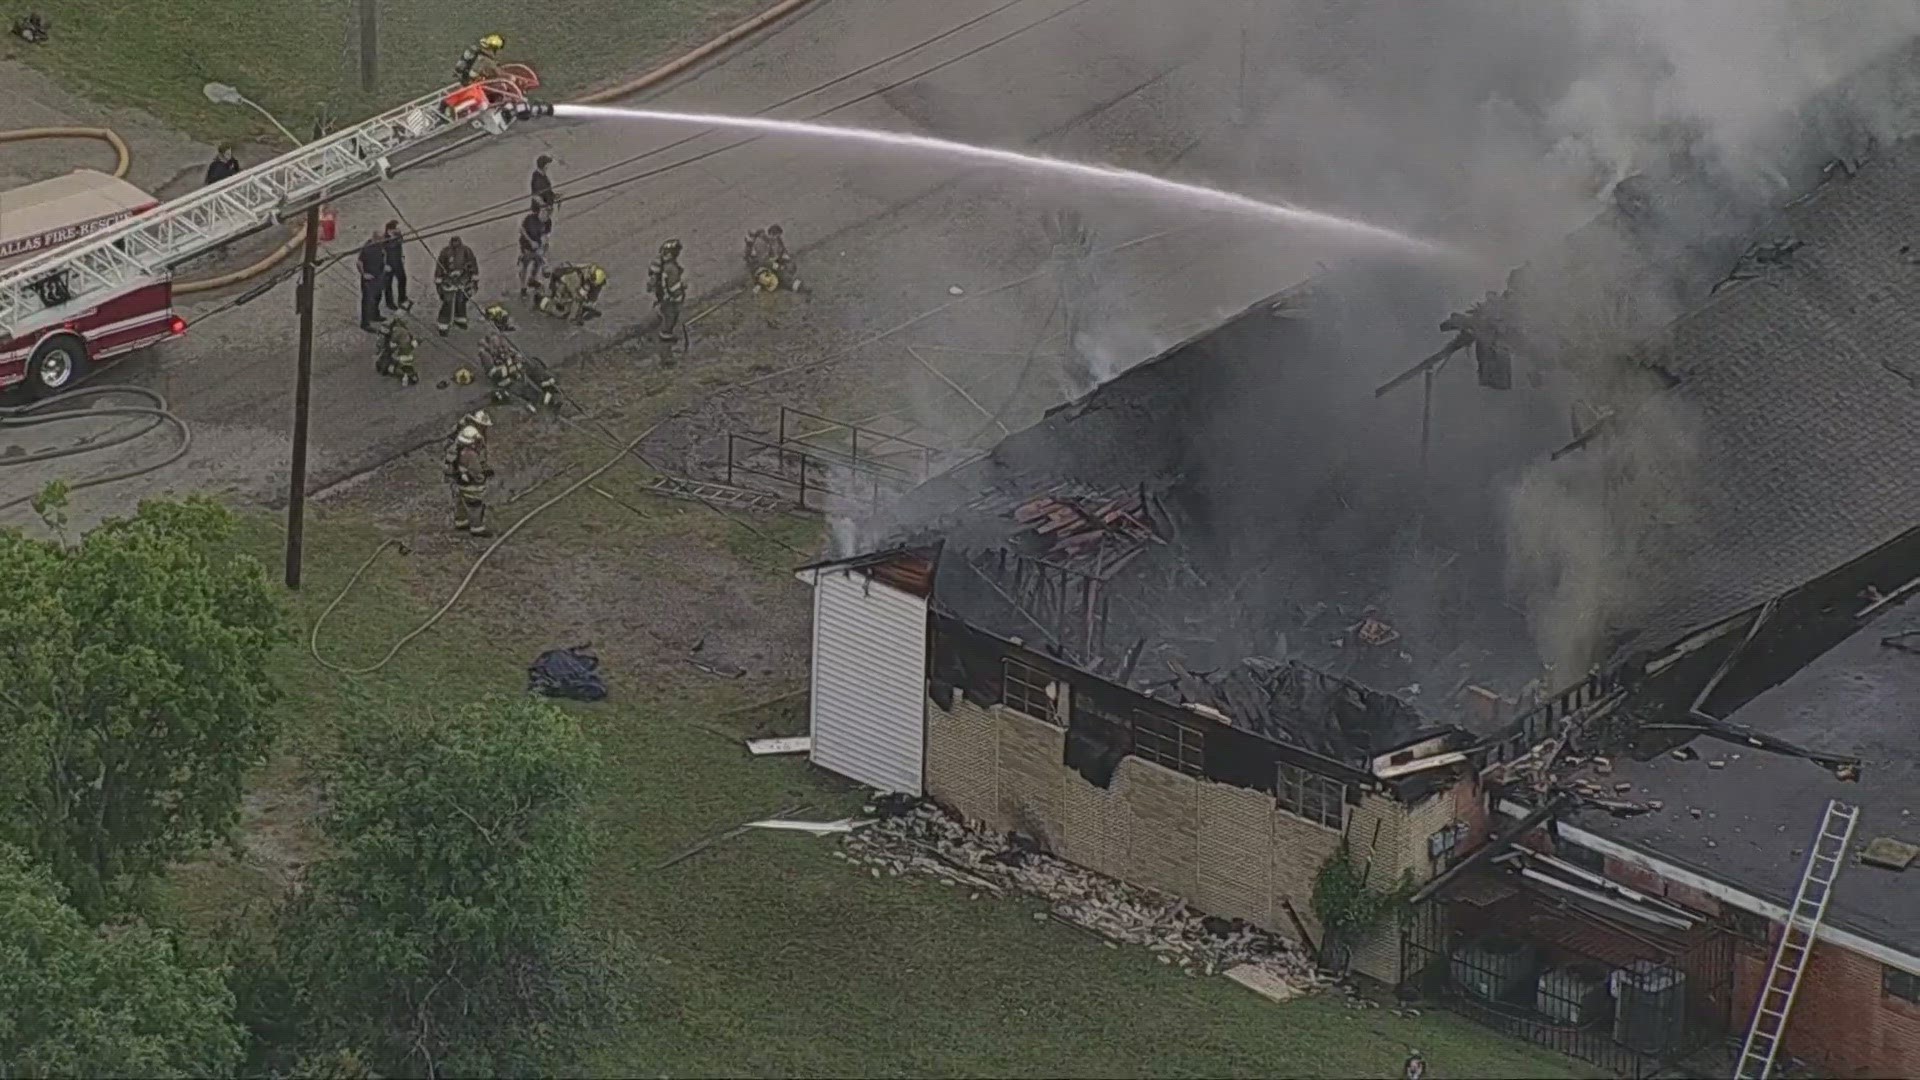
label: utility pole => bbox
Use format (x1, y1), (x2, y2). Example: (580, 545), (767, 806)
(357, 0), (378, 93)
(1234, 0), (1252, 125)
(285, 168), (322, 589)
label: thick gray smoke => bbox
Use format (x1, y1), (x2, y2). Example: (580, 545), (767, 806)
(859, 0), (1920, 684)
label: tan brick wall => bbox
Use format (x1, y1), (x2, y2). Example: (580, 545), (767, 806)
(1122, 758), (1200, 899)
(922, 691), (1475, 985)
(925, 696), (998, 827)
(996, 708), (1065, 847)
(1197, 782), (1275, 926)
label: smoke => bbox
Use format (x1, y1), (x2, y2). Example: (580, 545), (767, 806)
(842, 0), (1920, 690)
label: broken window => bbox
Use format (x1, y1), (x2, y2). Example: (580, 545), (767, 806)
(1002, 657), (1060, 725)
(1428, 822), (1468, 870)
(1276, 762), (1346, 830)
(1885, 966), (1920, 1006)
(1131, 711), (1204, 777)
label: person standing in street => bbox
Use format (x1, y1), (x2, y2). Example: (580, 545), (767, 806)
(433, 236), (479, 335)
(357, 230), (388, 332)
(531, 154), (557, 213)
(517, 203), (551, 297)
(381, 219), (410, 313)
(205, 144), (241, 186)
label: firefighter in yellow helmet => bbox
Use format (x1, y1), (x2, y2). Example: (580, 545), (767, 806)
(374, 316), (419, 386)
(442, 410), (495, 537)
(455, 34), (505, 84)
(538, 262), (607, 324)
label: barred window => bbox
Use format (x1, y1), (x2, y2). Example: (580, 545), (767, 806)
(1428, 823), (1467, 869)
(1131, 711), (1204, 777)
(1001, 657), (1059, 724)
(1276, 762), (1346, 829)
(1886, 966), (1920, 1005)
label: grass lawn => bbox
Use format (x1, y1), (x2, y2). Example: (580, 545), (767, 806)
(158, 440), (1590, 1077)
(11, 0), (773, 141)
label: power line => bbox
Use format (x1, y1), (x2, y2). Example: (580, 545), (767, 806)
(419, 0), (1047, 236)
(392, 0), (1102, 248)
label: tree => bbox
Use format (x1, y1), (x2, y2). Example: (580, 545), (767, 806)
(270, 694), (621, 1078)
(0, 497), (282, 920)
(0, 842), (243, 1076)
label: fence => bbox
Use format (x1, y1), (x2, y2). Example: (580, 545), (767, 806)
(725, 433), (914, 512)
(1403, 885), (1734, 1078)
(776, 406), (941, 483)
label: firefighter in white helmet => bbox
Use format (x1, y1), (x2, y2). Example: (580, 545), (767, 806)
(443, 410), (495, 537)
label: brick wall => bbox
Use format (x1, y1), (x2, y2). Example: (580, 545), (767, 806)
(1582, 851), (1920, 1078)
(1731, 930), (1920, 1078)
(925, 696), (1452, 984)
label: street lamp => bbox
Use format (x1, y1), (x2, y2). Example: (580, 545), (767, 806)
(202, 82), (301, 146)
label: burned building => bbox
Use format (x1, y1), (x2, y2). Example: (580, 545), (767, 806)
(797, 35), (1920, 1080)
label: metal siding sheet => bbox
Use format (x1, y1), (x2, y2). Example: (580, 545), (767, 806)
(809, 570), (928, 794)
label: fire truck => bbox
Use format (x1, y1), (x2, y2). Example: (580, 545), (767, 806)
(0, 168), (179, 395)
(0, 65), (550, 397)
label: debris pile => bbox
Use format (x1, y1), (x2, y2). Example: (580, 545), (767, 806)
(1012, 486), (1165, 573)
(840, 801), (1329, 991)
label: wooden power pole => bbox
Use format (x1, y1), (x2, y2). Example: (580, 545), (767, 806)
(285, 200), (321, 590)
(357, 0), (378, 92)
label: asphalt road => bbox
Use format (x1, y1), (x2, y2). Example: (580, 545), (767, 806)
(4, 0), (1883, 529)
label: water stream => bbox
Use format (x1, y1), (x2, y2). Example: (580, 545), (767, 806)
(553, 104), (1443, 254)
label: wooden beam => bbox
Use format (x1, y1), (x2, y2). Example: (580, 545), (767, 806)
(1376, 330), (1470, 398)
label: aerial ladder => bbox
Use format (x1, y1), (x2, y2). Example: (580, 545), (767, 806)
(0, 67), (555, 346)
(1732, 798), (1859, 1080)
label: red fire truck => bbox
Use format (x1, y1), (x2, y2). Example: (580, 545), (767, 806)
(0, 168), (184, 395)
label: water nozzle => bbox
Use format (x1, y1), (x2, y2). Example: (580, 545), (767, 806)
(513, 102), (556, 120)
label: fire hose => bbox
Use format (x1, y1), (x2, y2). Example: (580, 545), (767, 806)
(308, 417), (663, 676)
(0, 384), (193, 514)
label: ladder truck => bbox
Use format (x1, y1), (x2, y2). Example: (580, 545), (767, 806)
(0, 66), (555, 397)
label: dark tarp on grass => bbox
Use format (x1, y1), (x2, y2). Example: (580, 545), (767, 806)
(528, 645), (608, 702)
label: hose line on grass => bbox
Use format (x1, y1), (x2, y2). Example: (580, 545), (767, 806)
(0, 385), (194, 513)
(308, 417), (666, 676)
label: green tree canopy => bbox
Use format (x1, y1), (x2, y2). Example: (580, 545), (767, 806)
(0, 497), (282, 920)
(0, 842), (242, 1077)
(273, 694), (616, 1078)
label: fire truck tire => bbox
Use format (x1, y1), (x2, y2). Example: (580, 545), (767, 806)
(26, 334), (91, 397)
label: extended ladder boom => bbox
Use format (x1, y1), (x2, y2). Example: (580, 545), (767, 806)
(0, 78), (549, 343)
(1733, 798), (1859, 1080)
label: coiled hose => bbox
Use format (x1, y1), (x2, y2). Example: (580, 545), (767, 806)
(0, 384), (192, 514)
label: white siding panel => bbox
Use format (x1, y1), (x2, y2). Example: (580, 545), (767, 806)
(809, 569), (928, 794)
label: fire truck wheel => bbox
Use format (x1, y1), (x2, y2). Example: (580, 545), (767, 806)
(27, 333), (90, 397)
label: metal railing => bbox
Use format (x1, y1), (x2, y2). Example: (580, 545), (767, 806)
(725, 432), (913, 512)
(776, 405), (940, 483)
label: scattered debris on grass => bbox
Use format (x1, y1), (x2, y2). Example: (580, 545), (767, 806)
(528, 645), (608, 701)
(746, 735), (811, 755)
(840, 800), (1329, 992)
(748, 817), (873, 835)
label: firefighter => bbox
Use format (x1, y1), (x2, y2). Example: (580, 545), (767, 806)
(478, 303), (561, 411)
(454, 33), (505, 84)
(374, 317), (419, 386)
(443, 410), (495, 537)
(517, 203), (552, 297)
(433, 236), (479, 335)
(760, 223), (803, 292)
(646, 239), (687, 344)
(539, 263), (607, 324)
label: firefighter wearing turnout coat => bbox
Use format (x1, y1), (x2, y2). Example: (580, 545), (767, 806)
(479, 305), (559, 410)
(374, 318), (419, 386)
(537, 262), (606, 324)
(433, 236), (479, 335)
(646, 239), (687, 344)
(443, 411), (495, 537)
